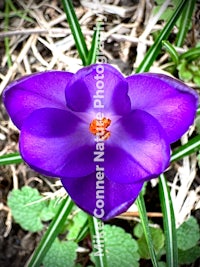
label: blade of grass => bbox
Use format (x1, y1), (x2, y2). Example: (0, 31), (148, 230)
(180, 47), (200, 62)
(87, 22), (101, 65)
(0, 153), (23, 165)
(159, 174), (178, 267)
(162, 40), (179, 65)
(136, 194), (159, 267)
(175, 0), (196, 47)
(75, 218), (89, 242)
(136, 0), (189, 73)
(171, 135), (200, 162)
(89, 216), (107, 267)
(26, 196), (74, 267)
(61, 0), (88, 66)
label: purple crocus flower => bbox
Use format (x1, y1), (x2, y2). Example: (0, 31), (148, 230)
(3, 64), (198, 220)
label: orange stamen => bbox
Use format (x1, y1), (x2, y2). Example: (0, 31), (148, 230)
(89, 117), (111, 140)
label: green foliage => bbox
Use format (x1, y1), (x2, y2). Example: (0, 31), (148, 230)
(163, 42), (200, 86)
(134, 223), (165, 260)
(178, 246), (200, 264)
(8, 186), (66, 232)
(158, 262), (167, 267)
(176, 216), (200, 265)
(103, 225), (140, 267)
(177, 58), (200, 86)
(40, 198), (65, 222)
(42, 238), (77, 267)
(0, 152), (23, 165)
(177, 216), (200, 250)
(67, 210), (88, 241)
(177, 216), (200, 251)
(8, 186), (45, 232)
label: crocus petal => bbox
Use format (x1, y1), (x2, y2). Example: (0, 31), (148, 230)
(127, 73), (199, 143)
(103, 110), (170, 184)
(20, 108), (96, 178)
(65, 64), (131, 116)
(61, 172), (143, 220)
(3, 71), (73, 129)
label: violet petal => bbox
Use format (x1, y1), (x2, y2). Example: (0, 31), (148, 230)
(103, 109), (170, 183)
(61, 172), (143, 221)
(127, 73), (199, 143)
(19, 108), (95, 178)
(65, 64), (131, 116)
(3, 71), (73, 129)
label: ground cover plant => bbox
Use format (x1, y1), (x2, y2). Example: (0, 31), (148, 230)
(0, 0), (200, 266)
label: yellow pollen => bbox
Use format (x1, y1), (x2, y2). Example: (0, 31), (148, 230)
(89, 117), (111, 140)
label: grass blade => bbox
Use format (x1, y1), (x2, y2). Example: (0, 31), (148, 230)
(159, 174), (178, 267)
(26, 196), (74, 267)
(89, 216), (107, 267)
(0, 153), (23, 165)
(175, 0), (196, 47)
(136, 194), (159, 267)
(87, 22), (101, 65)
(180, 47), (200, 61)
(171, 135), (200, 162)
(61, 0), (88, 66)
(136, 0), (189, 73)
(162, 40), (179, 65)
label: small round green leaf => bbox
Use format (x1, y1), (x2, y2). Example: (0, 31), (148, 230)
(8, 186), (45, 232)
(177, 216), (200, 251)
(43, 238), (77, 267)
(103, 225), (140, 267)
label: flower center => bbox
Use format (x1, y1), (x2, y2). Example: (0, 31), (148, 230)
(89, 117), (111, 140)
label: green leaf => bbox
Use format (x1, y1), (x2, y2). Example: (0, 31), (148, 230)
(135, 224), (165, 260)
(195, 115), (200, 135)
(133, 222), (144, 239)
(162, 40), (179, 65)
(136, 0), (189, 73)
(67, 210), (88, 241)
(103, 225), (140, 267)
(8, 186), (45, 232)
(194, 75), (200, 86)
(177, 60), (193, 82)
(40, 198), (65, 222)
(0, 152), (23, 165)
(61, 0), (88, 66)
(159, 174), (178, 267)
(178, 246), (200, 264)
(87, 22), (101, 65)
(175, 0), (196, 47)
(180, 47), (200, 62)
(158, 262), (167, 267)
(177, 216), (200, 251)
(43, 238), (77, 267)
(89, 217), (107, 267)
(136, 194), (159, 267)
(170, 135), (200, 163)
